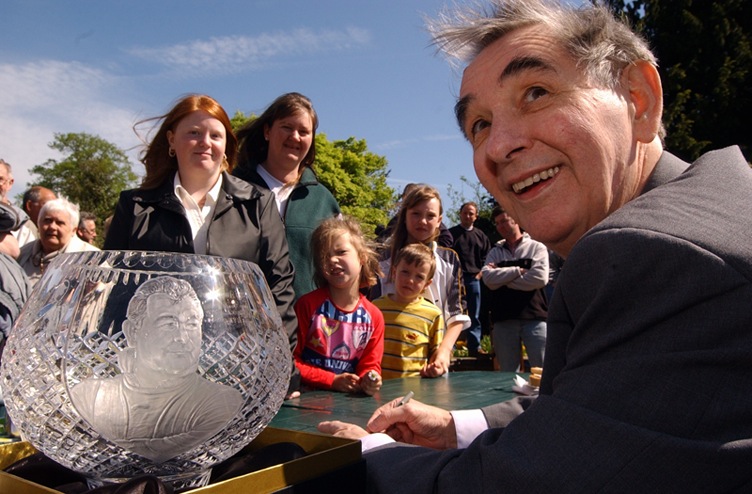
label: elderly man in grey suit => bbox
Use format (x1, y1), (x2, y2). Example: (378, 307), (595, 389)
(318, 0), (752, 492)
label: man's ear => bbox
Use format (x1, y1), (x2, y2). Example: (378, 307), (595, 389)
(122, 320), (135, 341)
(624, 61), (663, 143)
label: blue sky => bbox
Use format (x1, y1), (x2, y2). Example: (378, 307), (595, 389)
(0, 0), (479, 211)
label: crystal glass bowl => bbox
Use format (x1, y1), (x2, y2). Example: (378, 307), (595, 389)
(1, 251), (291, 490)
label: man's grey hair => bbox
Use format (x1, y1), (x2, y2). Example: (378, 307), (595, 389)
(38, 197), (80, 229)
(125, 276), (203, 330)
(428, 0), (657, 90)
(78, 211), (97, 229)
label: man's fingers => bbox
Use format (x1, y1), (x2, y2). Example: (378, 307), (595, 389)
(317, 420), (344, 434)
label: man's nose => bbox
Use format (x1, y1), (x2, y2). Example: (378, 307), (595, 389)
(484, 113), (531, 165)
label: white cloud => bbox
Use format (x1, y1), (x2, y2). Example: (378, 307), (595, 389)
(0, 60), (143, 198)
(127, 27), (372, 75)
(375, 133), (461, 151)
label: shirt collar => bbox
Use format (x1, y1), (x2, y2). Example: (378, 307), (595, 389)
(173, 172), (223, 209)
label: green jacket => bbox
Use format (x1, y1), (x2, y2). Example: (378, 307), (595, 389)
(234, 165), (340, 300)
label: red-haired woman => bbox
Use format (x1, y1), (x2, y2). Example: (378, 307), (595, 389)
(104, 94), (296, 371)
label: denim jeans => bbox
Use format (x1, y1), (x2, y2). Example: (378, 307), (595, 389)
(491, 319), (547, 372)
(462, 274), (482, 354)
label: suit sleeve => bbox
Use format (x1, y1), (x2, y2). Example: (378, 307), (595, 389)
(364, 225), (752, 493)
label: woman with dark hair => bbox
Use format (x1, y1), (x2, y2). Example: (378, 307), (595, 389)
(104, 94), (297, 376)
(233, 92), (340, 301)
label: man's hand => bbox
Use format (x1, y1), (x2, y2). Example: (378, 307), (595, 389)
(366, 397), (457, 449)
(318, 420), (370, 440)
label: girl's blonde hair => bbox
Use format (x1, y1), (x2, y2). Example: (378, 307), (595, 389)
(388, 184), (443, 268)
(311, 216), (382, 289)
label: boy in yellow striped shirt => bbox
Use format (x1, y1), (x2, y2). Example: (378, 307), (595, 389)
(374, 243), (446, 379)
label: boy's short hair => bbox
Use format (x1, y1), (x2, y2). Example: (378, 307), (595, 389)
(393, 243), (436, 281)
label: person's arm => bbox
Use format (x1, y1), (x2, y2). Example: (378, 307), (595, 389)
(292, 298), (336, 389)
(0, 233), (19, 259)
(426, 249), (469, 371)
(429, 319), (462, 375)
(480, 246), (521, 289)
(319, 395), (536, 449)
(507, 241), (549, 291)
(421, 312), (446, 377)
(256, 191), (297, 351)
(356, 301), (384, 395)
(103, 193), (134, 250)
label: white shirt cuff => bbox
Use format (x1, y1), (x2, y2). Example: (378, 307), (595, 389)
(451, 409), (488, 448)
(360, 432), (395, 452)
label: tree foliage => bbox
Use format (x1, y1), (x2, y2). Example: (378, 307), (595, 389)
(602, 0), (752, 161)
(30, 132), (138, 228)
(230, 112), (395, 236)
(314, 134), (393, 236)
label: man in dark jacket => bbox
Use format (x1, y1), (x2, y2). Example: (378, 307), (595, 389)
(317, 1), (752, 492)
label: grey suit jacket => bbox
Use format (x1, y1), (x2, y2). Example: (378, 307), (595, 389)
(365, 147), (752, 493)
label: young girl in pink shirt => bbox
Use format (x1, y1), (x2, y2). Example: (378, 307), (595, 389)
(294, 216), (384, 395)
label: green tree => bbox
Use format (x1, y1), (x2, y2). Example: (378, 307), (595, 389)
(230, 112), (395, 236)
(602, 0), (752, 161)
(314, 134), (393, 236)
(30, 132), (138, 230)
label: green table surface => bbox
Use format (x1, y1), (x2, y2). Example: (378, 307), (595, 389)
(270, 371), (521, 433)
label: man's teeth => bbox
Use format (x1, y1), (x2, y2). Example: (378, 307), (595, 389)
(512, 166), (560, 194)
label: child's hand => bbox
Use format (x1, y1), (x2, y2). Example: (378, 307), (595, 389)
(359, 371), (382, 396)
(425, 350), (450, 377)
(332, 373), (361, 393)
(420, 360), (445, 378)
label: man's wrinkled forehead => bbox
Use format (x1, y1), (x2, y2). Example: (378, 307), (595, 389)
(456, 52), (557, 132)
(461, 27), (565, 130)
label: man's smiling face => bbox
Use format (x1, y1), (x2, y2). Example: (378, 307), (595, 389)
(457, 25), (644, 256)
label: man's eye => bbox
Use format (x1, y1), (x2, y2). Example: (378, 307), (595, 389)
(524, 86), (548, 102)
(470, 119), (490, 138)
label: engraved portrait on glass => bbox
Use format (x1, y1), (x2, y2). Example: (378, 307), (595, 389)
(0, 251), (292, 489)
